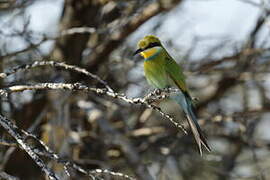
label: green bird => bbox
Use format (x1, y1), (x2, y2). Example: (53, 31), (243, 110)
(134, 35), (211, 155)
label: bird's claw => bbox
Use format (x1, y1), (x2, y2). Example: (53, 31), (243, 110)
(154, 88), (162, 95)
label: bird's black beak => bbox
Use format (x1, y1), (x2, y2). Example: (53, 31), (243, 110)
(133, 48), (143, 56)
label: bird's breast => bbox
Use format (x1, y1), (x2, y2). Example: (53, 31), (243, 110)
(143, 57), (169, 88)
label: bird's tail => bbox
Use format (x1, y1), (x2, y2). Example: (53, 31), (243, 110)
(173, 92), (211, 155)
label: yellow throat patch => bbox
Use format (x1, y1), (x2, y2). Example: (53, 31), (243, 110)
(140, 47), (159, 59)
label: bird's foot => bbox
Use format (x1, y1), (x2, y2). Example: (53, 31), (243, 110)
(153, 88), (162, 95)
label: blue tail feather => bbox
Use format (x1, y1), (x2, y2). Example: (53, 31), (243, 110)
(172, 92), (211, 155)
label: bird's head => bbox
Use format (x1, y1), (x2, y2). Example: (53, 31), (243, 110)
(133, 35), (162, 58)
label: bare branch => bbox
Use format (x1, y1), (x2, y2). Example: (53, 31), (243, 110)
(0, 114), (135, 180)
(0, 171), (19, 180)
(60, 27), (96, 36)
(21, 129), (135, 180)
(0, 60), (186, 133)
(0, 61), (114, 92)
(0, 114), (59, 180)
(0, 83), (187, 134)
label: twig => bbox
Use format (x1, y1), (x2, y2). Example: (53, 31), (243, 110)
(60, 27), (96, 36)
(0, 171), (19, 180)
(0, 83), (187, 134)
(0, 128), (135, 180)
(87, 0), (183, 69)
(29, 130), (131, 179)
(0, 61), (186, 133)
(0, 114), (59, 180)
(0, 139), (17, 146)
(0, 61), (114, 92)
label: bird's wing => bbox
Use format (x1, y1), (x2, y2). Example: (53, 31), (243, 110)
(165, 55), (211, 154)
(164, 56), (188, 93)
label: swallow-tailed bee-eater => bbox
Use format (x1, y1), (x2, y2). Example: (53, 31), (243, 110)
(133, 35), (211, 155)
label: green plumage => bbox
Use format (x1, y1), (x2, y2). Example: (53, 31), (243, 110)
(136, 35), (211, 155)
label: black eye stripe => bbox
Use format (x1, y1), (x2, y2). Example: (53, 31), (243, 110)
(144, 42), (161, 50)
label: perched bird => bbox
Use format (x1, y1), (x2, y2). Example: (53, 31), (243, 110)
(133, 35), (211, 155)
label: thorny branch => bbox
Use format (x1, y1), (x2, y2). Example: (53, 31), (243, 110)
(0, 113), (135, 180)
(0, 114), (59, 180)
(0, 82), (187, 134)
(0, 61), (113, 93)
(21, 130), (135, 180)
(0, 61), (186, 133)
(0, 61), (187, 179)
